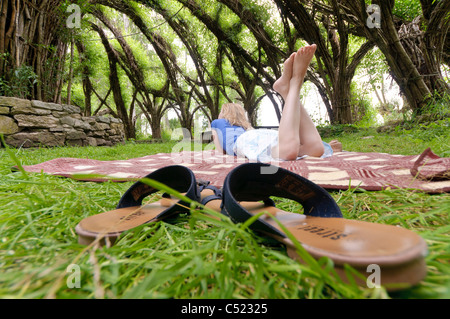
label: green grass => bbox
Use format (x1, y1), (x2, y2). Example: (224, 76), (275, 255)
(0, 124), (449, 299)
(320, 118), (449, 157)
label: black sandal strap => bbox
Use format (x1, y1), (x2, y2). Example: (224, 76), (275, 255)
(116, 165), (200, 219)
(198, 180), (223, 205)
(221, 163), (342, 238)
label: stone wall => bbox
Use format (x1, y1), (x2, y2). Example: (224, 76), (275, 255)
(0, 97), (125, 148)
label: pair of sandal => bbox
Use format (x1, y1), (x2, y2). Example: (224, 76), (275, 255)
(75, 163), (427, 290)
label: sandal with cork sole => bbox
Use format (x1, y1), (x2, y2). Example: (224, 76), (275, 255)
(75, 165), (201, 246)
(220, 163), (428, 291)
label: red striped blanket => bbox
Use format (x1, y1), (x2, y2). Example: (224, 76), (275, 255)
(17, 148), (450, 194)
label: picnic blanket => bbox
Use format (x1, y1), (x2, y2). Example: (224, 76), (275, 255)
(16, 147), (450, 194)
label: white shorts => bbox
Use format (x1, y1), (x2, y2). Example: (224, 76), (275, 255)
(234, 129), (333, 162)
(234, 129), (279, 162)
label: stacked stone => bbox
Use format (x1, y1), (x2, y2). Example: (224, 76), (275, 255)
(0, 97), (125, 148)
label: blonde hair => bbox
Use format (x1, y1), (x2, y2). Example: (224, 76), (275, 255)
(219, 103), (253, 130)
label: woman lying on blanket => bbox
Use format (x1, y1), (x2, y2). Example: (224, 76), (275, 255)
(211, 44), (340, 162)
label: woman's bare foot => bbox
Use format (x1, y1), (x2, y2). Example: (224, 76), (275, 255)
(329, 140), (342, 152)
(290, 44), (316, 90)
(273, 53), (295, 101)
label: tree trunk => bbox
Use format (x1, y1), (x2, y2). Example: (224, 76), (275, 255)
(275, 0), (374, 124)
(371, 1), (433, 110)
(66, 38), (74, 105)
(75, 40), (93, 116)
(92, 22), (135, 140)
(0, 0), (9, 73)
(0, 0), (67, 101)
(150, 113), (162, 139)
(341, 0), (449, 112)
(332, 79), (353, 124)
(92, 6), (179, 139)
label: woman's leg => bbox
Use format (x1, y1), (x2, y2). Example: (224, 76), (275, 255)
(273, 44), (324, 160)
(272, 53), (299, 160)
(297, 100), (324, 157)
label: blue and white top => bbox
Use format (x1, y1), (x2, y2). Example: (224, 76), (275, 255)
(210, 118), (245, 155)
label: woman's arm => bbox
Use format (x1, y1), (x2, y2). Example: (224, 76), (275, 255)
(212, 129), (226, 154)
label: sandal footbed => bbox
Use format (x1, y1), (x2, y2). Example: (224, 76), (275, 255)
(205, 198), (427, 289)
